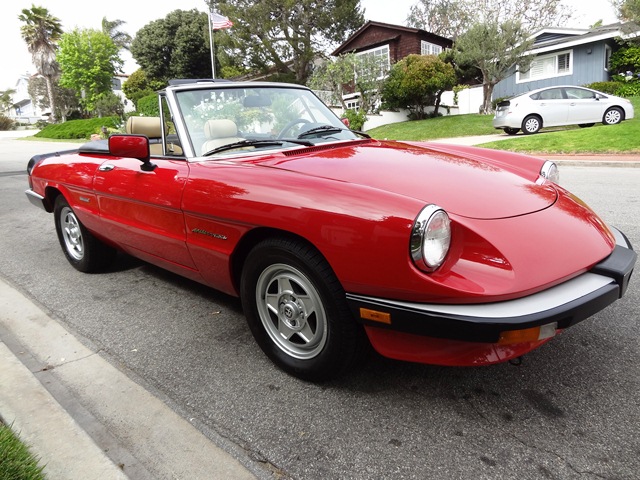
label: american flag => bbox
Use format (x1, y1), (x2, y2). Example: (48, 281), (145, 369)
(211, 12), (233, 30)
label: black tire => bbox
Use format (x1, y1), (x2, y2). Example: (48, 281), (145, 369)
(504, 127), (520, 135)
(240, 237), (366, 381)
(578, 123), (595, 128)
(603, 107), (623, 125)
(521, 115), (542, 134)
(54, 196), (116, 272)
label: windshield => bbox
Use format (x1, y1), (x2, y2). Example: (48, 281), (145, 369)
(174, 86), (359, 157)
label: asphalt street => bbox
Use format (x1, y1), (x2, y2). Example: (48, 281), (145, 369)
(1, 135), (639, 479)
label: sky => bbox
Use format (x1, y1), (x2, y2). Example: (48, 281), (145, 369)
(1, 0), (620, 91)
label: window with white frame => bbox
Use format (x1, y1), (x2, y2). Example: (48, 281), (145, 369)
(421, 41), (443, 56)
(356, 45), (390, 80)
(517, 50), (573, 83)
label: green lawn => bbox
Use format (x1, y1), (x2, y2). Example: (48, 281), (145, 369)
(0, 422), (45, 480)
(367, 111), (496, 141)
(367, 97), (640, 154)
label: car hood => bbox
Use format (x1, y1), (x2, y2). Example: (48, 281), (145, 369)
(254, 140), (557, 220)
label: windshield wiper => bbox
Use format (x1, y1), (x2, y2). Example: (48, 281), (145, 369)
(297, 125), (371, 139)
(202, 138), (313, 156)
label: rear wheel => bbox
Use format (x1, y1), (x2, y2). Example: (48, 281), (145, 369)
(603, 107), (623, 125)
(503, 127), (520, 135)
(522, 115), (541, 134)
(240, 237), (366, 381)
(54, 196), (116, 272)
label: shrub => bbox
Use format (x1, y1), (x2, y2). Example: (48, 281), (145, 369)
(343, 109), (367, 131)
(0, 114), (15, 131)
(136, 94), (159, 117)
(585, 81), (621, 95)
(614, 82), (640, 97)
(34, 116), (120, 139)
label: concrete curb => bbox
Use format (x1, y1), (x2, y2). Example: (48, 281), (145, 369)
(0, 277), (257, 480)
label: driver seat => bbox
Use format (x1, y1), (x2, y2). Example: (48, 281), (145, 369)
(201, 119), (243, 155)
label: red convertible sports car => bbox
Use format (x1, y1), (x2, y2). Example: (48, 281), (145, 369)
(26, 80), (636, 381)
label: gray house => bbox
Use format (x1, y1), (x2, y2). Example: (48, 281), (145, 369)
(493, 22), (640, 100)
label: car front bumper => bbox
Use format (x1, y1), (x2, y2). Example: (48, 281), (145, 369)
(347, 227), (635, 359)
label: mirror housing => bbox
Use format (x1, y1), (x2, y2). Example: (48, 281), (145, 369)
(108, 134), (156, 171)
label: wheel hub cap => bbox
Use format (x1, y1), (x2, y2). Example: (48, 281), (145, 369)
(280, 297), (305, 331)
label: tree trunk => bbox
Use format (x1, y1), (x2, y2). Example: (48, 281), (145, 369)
(481, 82), (495, 115)
(44, 75), (57, 122)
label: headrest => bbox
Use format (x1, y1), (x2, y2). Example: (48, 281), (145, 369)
(126, 116), (164, 138)
(204, 119), (238, 139)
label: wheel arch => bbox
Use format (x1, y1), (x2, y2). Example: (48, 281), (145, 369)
(42, 185), (64, 213)
(230, 227), (332, 296)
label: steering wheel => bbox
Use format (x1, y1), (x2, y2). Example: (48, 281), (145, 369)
(277, 118), (310, 139)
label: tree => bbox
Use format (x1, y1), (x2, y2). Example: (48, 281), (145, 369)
(614, 0), (640, 21)
(57, 28), (123, 112)
(215, 0), (365, 83)
(308, 53), (388, 114)
(18, 5), (63, 122)
(406, 0), (571, 39)
(382, 54), (456, 119)
(455, 21), (534, 114)
(122, 69), (166, 109)
(0, 90), (17, 114)
(102, 17), (132, 51)
(130, 9), (211, 82)
(27, 76), (79, 122)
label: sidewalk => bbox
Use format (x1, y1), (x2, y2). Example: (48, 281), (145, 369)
(0, 277), (258, 479)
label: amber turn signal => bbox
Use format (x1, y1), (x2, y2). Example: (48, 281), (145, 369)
(498, 322), (557, 345)
(360, 308), (391, 325)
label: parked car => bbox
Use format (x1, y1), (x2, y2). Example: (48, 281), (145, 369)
(493, 85), (635, 135)
(26, 80), (636, 380)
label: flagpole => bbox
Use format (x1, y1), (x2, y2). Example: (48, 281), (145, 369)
(208, 2), (216, 79)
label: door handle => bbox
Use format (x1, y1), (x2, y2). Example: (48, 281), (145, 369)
(98, 164), (115, 172)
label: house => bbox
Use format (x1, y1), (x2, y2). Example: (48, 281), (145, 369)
(8, 74), (46, 124)
(493, 21), (640, 100)
(332, 20), (453, 67)
(329, 21), (467, 124)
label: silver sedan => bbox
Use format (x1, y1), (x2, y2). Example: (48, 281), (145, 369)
(492, 85), (635, 135)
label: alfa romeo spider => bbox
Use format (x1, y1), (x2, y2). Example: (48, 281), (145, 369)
(26, 80), (636, 380)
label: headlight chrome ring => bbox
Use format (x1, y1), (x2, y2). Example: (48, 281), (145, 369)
(540, 161), (560, 184)
(410, 205), (451, 273)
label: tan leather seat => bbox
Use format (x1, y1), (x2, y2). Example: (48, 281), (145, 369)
(201, 119), (243, 155)
(126, 116), (182, 156)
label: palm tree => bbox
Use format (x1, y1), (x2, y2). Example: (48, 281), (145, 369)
(102, 17), (132, 51)
(18, 6), (63, 122)
(0, 89), (17, 114)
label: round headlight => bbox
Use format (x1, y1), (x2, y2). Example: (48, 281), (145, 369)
(410, 205), (451, 272)
(540, 161), (560, 184)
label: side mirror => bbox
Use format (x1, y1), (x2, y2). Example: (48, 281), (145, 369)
(108, 134), (156, 171)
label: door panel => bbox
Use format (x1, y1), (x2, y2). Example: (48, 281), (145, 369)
(93, 158), (195, 268)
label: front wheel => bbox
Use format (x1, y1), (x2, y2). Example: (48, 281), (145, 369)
(54, 196), (116, 272)
(240, 238), (366, 381)
(603, 107), (623, 125)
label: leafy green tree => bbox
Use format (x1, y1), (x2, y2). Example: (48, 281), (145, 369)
(215, 0), (365, 83)
(308, 54), (358, 110)
(122, 69), (165, 109)
(406, 0), (571, 39)
(102, 17), (132, 51)
(454, 21), (534, 114)
(614, 0), (640, 21)
(130, 9), (211, 82)
(27, 76), (79, 122)
(18, 5), (63, 122)
(57, 28), (123, 113)
(382, 54), (456, 119)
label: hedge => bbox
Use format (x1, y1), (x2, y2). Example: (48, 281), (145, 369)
(34, 116), (121, 139)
